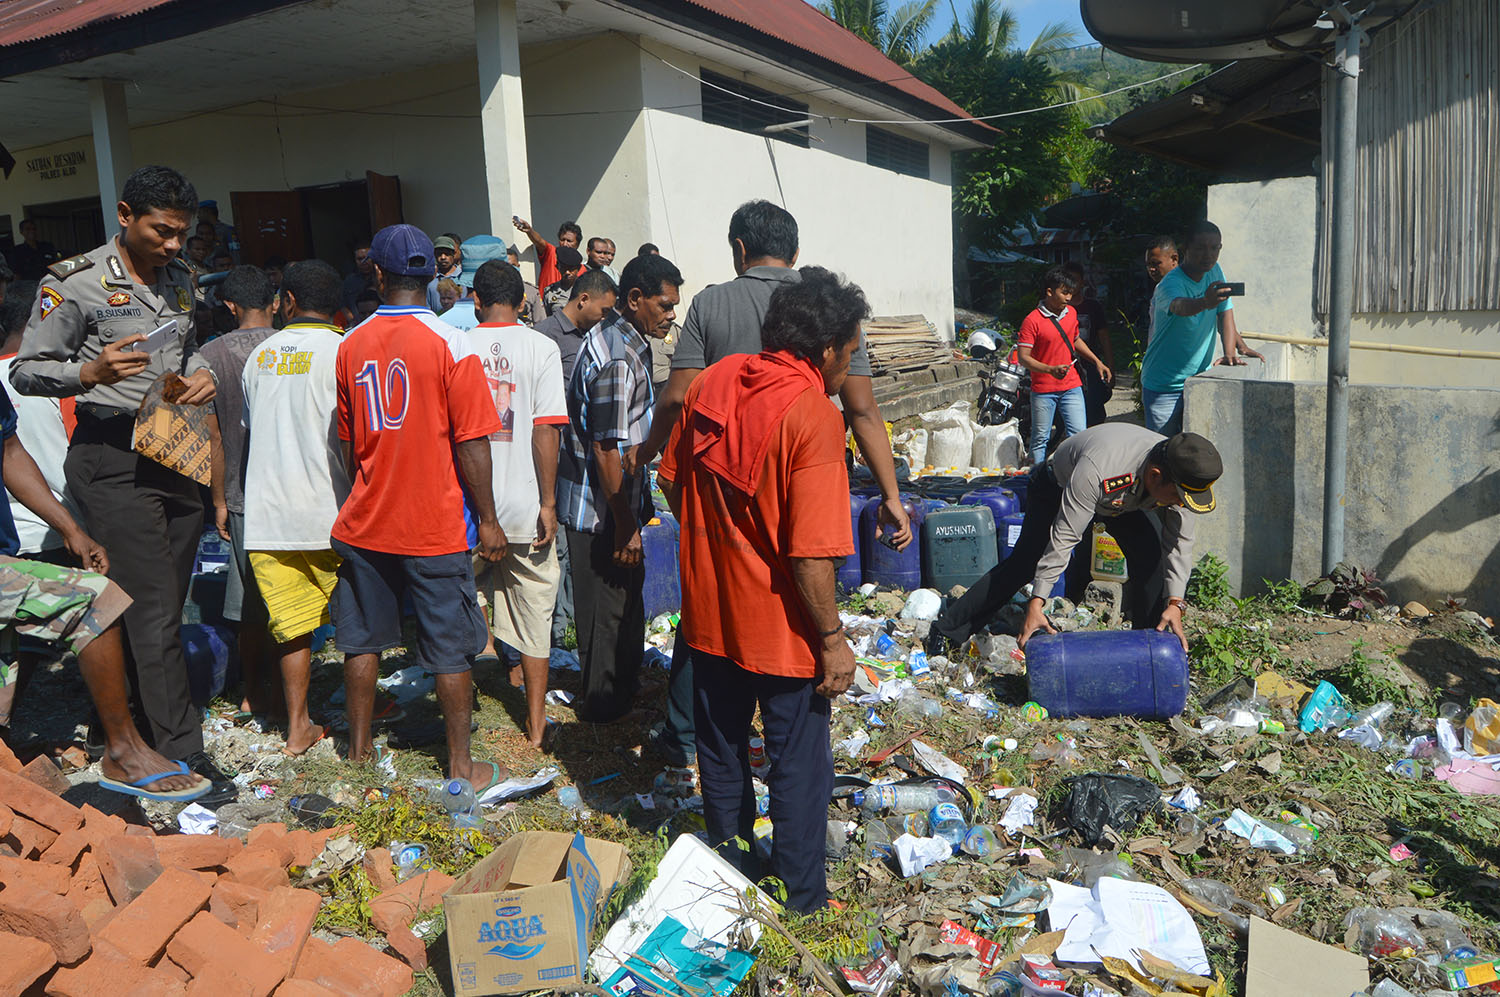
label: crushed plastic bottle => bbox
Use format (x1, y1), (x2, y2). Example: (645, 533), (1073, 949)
(1349, 701), (1396, 728)
(928, 802), (967, 852)
(895, 688), (944, 721)
(1343, 908), (1427, 958)
(1339, 724), (1384, 751)
(854, 782), (961, 815)
(391, 841), (431, 882)
(960, 824), (999, 860)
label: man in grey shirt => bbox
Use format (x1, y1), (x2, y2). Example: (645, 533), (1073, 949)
(11, 166), (228, 795)
(627, 200), (911, 771)
(929, 424), (1222, 654)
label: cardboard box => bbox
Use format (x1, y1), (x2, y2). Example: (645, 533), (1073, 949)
(444, 831), (631, 995)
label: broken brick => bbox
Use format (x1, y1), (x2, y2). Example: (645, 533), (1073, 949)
(41, 828), (91, 869)
(250, 887), (321, 981)
(222, 849), (289, 892)
(66, 852), (111, 911)
(0, 852), (71, 893)
(210, 879), (270, 934)
(18, 755), (72, 796)
(360, 847), (397, 893)
(273, 981), (339, 997)
(167, 911), (283, 997)
(0, 805), (11, 839)
(185, 963), (258, 997)
(381, 921), (430, 972)
(292, 936), (412, 997)
(0, 770), (83, 833)
(154, 833), (242, 871)
(5, 813), (60, 858)
(125, 979), (188, 997)
(0, 876), (91, 964)
(246, 823), (292, 860)
(58, 746), (89, 771)
(368, 870), (454, 936)
(44, 948), (184, 997)
(95, 835), (163, 905)
(95, 867), (212, 966)
(0, 740), (21, 773)
(0, 930), (57, 994)
(79, 804), (127, 844)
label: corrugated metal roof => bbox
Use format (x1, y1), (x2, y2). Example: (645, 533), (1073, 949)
(0, 0), (179, 48)
(677, 0), (978, 124)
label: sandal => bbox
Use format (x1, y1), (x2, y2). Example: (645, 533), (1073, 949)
(98, 760), (212, 802)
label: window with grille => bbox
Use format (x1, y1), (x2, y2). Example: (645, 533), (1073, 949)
(866, 125), (929, 179)
(700, 69), (810, 148)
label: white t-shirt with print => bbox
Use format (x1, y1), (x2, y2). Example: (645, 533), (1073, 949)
(241, 323), (352, 550)
(462, 322), (567, 545)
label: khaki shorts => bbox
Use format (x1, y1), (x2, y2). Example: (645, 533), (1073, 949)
(473, 542), (560, 659)
(249, 549), (341, 643)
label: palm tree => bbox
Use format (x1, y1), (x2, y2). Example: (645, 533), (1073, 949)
(942, 1), (1095, 103)
(821, 0), (941, 65)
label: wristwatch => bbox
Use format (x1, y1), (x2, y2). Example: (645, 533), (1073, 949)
(1167, 597), (1188, 612)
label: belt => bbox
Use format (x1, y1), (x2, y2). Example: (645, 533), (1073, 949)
(75, 403), (135, 422)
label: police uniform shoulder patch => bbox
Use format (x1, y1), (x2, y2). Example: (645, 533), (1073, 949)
(38, 286), (63, 320)
(105, 255), (128, 282)
(1102, 473), (1134, 495)
(47, 254), (94, 280)
(107, 291), (132, 307)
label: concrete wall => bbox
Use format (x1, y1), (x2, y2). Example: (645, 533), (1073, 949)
(1206, 177), (1500, 387)
(1183, 367), (1500, 606)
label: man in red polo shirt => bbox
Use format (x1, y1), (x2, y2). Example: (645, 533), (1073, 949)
(332, 223), (508, 790)
(658, 267), (867, 913)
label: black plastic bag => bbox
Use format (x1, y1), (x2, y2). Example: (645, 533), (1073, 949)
(1061, 772), (1162, 846)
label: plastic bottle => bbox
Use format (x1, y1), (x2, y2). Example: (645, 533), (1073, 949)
(1349, 702), (1396, 729)
(748, 737), (768, 776)
(1391, 758), (1422, 779)
(853, 782), (960, 815)
(1344, 908), (1426, 957)
(896, 689), (944, 721)
(961, 825), (999, 859)
(928, 802), (966, 852)
(435, 778), (477, 814)
(391, 841), (430, 882)
(886, 812), (928, 837)
(1436, 927), (1478, 960)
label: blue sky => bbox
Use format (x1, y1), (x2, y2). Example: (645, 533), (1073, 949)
(806, 1), (1093, 51)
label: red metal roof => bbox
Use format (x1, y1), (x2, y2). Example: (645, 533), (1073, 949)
(680, 0), (978, 125)
(0, 0), (178, 48)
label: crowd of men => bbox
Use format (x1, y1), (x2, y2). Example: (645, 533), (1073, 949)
(0, 162), (1231, 912)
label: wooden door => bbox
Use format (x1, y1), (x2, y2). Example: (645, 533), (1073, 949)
(366, 171), (403, 231)
(230, 191), (310, 265)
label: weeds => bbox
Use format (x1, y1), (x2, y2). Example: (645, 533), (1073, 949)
(1187, 553), (1232, 611)
(1325, 641), (1417, 709)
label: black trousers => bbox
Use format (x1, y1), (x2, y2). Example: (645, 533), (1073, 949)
(566, 526), (644, 723)
(65, 414), (204, 758)
(931, 464), (1166, 647)
(693, 651), (833, 913)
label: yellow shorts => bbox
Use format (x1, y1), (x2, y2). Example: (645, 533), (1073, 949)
(248, 550), (341, 643)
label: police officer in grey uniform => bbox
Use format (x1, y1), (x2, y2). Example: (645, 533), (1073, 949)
(929, 424), (1223, 653)
(10, 165), (224, 786)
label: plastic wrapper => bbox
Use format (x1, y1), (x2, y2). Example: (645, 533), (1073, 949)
(1060, 773), (1163, 846)
(1055, 847), (1140, 887)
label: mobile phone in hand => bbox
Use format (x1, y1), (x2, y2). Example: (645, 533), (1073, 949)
(1222, 282), (1246, 296)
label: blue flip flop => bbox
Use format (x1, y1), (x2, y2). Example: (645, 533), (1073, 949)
(98, 760), (212, 802)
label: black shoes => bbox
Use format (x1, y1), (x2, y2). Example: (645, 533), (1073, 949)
(183, 750), (239, 808)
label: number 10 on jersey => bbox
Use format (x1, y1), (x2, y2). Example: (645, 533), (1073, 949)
(354, 359), (410, 430)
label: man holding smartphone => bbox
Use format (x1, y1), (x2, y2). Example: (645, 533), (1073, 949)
(1139, 220), (1262, 435)
(9, 166), (232, 803)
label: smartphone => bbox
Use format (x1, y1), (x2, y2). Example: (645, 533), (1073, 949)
(1221, 282), (1246, 296)
(132, 318), (179, 355)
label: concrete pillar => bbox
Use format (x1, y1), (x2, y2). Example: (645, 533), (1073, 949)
(474, 0), (532, 274)
(88, 79), (133, 224)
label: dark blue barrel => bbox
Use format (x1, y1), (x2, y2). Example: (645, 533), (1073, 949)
(922, 506), (998, 591)
(1026, 629), (1189, 719)
(917, 475), (972, 503)
(840, 490), (879, 592)
(1001, 474), (1031, 511)
(642, 514), (682, 618)
(998, 510), (1065, 596)
(183, 622), (234, 706)
(860, 494), (932, 589)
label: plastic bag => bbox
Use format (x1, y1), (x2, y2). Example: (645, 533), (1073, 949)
(1464, 698), (1500, 755)
(1060, 773), (1163, 846)
(972, 420), (1023, 470)
(1343, 907), (1428, 957)
(893, 428), (928, 470)
(921, 402), (976, 470)
(900, 588), (944, 621)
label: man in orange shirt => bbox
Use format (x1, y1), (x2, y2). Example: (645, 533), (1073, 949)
(658, 267), (866, 912)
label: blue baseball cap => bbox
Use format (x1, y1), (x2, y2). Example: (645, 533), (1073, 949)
(457, 235), (510, 288)
(369, 224), (436, 277)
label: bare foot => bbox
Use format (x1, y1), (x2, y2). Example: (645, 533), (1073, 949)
(101, 743), (206, 794)
(450, 757), (509, 791)
(282, 720), (327, 757)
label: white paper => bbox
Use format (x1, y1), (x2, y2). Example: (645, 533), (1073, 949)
(893, 833), (953, 877)
(176, 803), (218, 835)
(1168, 787), (1201, 811)
(477, 765), (560, 805)
(1000, 794), (1038, 833)
(911, 739), (967, 784)
(1049, 876), (1209, 975)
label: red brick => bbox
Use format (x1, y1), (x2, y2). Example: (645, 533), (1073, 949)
(5, 813), (60, 858)
(250, 887), (321, 981)
(210, 879), (270, 934)
(274, 981), (339, 997)
(222, 849), (289, 893)
(41, 828), (91, 868)
(0, 770), (82, 833)
(58, 746), (89, 771)
(44, 948), (182, 997)
(368, 870), (453, 936)
(185, 963), (257, 997)
(292, 936), (412, 997)
(67, 853), (111, 909)
(18, 755), (72, 796)
(0, 740), (21, 773)
(382, 920), (430, 971)
(246, 824), (294, 866)
(124, 824), (156, 838)
(79, 804), (127, 844)
(0, 805), (12, 838)
(96, 835), (163, 905)
(157, 955), (190, 983)
(95, 867), (211, 966)
(360, 847), (397, 893)
(167, 911), (283, 997)
(154, 834), (242, 872)
(0, 852), (71, 894)
(0, 877), (91, 964)
(0, 930), (57, 994)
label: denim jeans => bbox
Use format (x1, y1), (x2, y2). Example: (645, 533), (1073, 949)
(1029, 386), (1086, 464)
(1141, 388), (1184, 436)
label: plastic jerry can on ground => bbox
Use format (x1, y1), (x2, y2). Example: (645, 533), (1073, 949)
(959, 487), (1019, 561)
(642, 514), (682, 618)
(841, 490), (879, 592)
(1025, 629), (1188, 720)
(1090, 523), (1129, 582)
(922, 506), (998, 592)
(860, 494), (932, 590)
